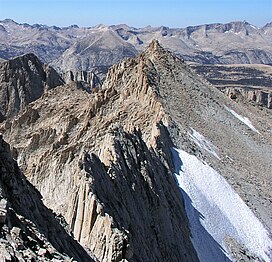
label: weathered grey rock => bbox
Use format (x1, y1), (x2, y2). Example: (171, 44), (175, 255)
(0, 136), (94, 261)
(0, 53), (64, 120)
(0, 42), (199, 261)
(0, 198), (7, 224)
(225, 237), (264, 262)
(63, 70), (102, 92)
(67, 127), (198, 262)
(191, 63), (272, 109)
(225, 87), (272, 109)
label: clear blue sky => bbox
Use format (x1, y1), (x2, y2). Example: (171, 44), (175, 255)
(0, 0), (271, 28)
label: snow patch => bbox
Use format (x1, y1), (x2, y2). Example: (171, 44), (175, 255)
(225, 106), (260, 134)
(171, 148), (272, 262)
(250, 24), (258, 29)
(188, 128), (220, 159)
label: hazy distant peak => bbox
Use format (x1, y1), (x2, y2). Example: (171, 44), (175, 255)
(110, 24), (134, 30)
(263, 22), (272, 28)
(69, 24), (79, 29)
(93, 24), (109, 30)
(225, 20), (256, 29)
(2, 18), (17, 24)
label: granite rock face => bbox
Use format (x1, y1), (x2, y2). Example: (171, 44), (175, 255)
(0, 41), (199, 261)
(63, 70), (102, 92)
(0, 53), (64, 120)
(0, 136), (94, 261)
(67, 127), (198, 262)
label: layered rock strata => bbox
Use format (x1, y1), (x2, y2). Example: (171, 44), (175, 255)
(225, 87), (272, 109)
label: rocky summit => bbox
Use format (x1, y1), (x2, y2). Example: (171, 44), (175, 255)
(0, 39), (271, 261)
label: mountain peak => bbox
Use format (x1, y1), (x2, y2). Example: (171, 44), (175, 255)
(145, 39), (167, 56)
(2, 18), (17, 24)
(12, 52), (41, 64)
(263, 22), (272, 29)
(144, 39), (184, 64)
(148, 39), (162, 50)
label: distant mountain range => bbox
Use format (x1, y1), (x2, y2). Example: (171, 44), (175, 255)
(0, 19), (271, 72)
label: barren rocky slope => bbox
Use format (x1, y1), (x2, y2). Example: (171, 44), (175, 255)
(0, 41), (271, 261)
(0, 19), (73, 63)
(52, 29), (138, 72)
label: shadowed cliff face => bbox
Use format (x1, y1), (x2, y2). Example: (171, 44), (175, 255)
(0, 40), (271, 261)
(0, 136), (94, 261)
(69, 127), (198, 261)
(0, 53), (64, 120)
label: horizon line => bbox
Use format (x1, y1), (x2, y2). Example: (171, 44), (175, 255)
(1, 17), (271, 30)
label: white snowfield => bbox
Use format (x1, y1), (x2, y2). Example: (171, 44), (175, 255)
(171, 148), (272, 262)
(188, 128), (220, 159)
(224, 106), (260, 134)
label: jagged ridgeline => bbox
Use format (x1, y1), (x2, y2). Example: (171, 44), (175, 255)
(0, 40), (271, 261)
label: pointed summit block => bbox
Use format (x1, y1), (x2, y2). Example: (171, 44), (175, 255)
(148, 39), (162, 50)
(143, 39), (184, 64)
(145, 39), (166, 56)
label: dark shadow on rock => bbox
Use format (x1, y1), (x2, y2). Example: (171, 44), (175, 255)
(81, 127), (199, 262)
(0, 137), (93, 261)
